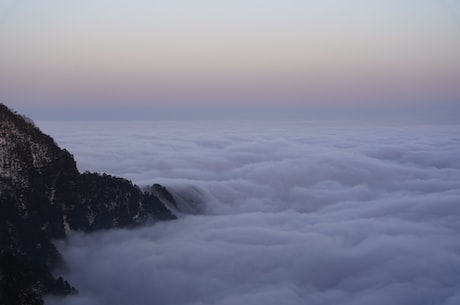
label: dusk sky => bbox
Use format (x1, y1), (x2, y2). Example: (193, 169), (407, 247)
(1, 0), (459, 120)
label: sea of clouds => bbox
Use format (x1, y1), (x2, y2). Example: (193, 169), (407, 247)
(39, 120), (460, 305)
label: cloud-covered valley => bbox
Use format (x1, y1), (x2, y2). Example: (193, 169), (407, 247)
(39, 121), (460, 305)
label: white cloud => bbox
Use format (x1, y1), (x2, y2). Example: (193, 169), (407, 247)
(40, 121), (460, 305)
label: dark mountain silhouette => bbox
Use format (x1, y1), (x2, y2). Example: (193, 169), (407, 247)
(0, 103), (176, 305)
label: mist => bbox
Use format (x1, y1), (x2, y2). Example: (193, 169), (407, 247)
(41, 120), (460, 305)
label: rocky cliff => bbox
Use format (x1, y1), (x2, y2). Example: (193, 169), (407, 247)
(0, 104), (176, 305)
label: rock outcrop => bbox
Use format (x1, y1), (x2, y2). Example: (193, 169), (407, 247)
(0, 104), (176, 305)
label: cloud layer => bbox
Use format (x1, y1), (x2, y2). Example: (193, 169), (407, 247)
(41, 121), (460, 305)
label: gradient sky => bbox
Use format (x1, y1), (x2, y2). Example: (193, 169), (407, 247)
(0, 0), (459, 120)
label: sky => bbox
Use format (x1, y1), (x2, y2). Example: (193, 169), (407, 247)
(1, 0), (460, 120)
(40, 121), (460, 305)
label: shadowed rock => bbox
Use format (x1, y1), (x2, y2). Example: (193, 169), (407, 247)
(0, 103), (176, 305)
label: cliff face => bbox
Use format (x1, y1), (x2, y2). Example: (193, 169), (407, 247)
(0, 104), (176, 305)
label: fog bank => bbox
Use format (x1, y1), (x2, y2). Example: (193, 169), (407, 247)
(41, 121), (460, 305)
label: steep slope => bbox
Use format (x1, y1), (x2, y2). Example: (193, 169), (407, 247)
(0, 104), (176, 305)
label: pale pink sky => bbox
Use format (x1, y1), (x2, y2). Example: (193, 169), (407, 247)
(0, 0), (459, 119)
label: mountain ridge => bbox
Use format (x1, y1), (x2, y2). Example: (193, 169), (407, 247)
(0, 103), (177, 305)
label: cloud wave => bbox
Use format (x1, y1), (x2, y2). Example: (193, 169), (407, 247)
(41, 121), (460, 305)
